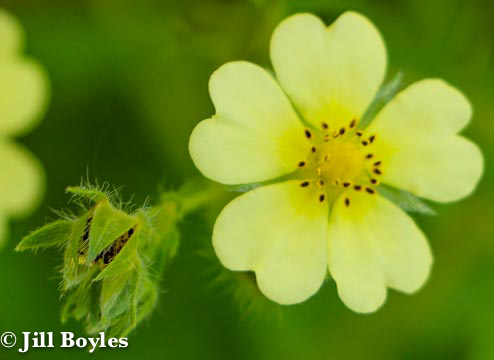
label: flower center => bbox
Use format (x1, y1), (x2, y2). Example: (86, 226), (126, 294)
(317, 141), (363, 184)
(296, 119), (383, 206)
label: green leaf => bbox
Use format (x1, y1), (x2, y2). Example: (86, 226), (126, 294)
(358, 71), (404, 129)
(378, 184), (436, 215)
(87, 199), (137, 263)
(16, 219), (73, 251)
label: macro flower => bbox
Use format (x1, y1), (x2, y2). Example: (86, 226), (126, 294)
(0, 8), (48, 247)
(189, 12), (483, 312)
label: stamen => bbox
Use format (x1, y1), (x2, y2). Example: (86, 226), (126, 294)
(300, 181), (309, 187)
(366, 153), (374, 159)
(339, 127), (346, 135)
(324, 155), (329, 162)
(369, 135), (376, 143)
(321, 122), (329, 130)
(311, 146), (316, 153)
(298, 161), (306, 167)
(373, 161), (382, 166)
(370, 178), (379, 185)
(324, 135), (330, 142)
(332, 131), (339, 138)
(317, 167), (322, 176)
(319, 194), (325, 202)
(343, 182), (351, 188)
(374, 168), (382, 175)
(334, 179), (340, 186)
(365, 187), (375, 194)
(354, 185), (362, 191)
(356, 131), (363, 137)
(349, 119), (357, 128)
(345, 198), (350, 207)
(305, 129), (312, 139)
(362, 141), (369, 146)
(318, 180), (325, 187)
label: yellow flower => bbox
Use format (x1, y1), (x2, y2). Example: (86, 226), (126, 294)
(0, 8), (48, 248)
(188, 12), (483, 312)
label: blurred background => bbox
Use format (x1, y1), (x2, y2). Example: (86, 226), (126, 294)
(0, 0), (492, 359)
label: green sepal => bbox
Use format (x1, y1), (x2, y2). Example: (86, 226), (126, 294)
(87, 199), (137, 263)
(16, 219), (73, 251)
(358, 71), (404, 129)
(66, 186), (108, 203)
(378, 184), (436, 215)
(63, 214), (91, 290)
(61, 267), (100, 323)
(93, 228), (141, 282)
(100, 270), (135, 323)
(111, 272), (158, 338)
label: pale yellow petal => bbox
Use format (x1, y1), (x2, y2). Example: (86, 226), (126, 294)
(0, 140), (44, 216)
(213, 180), (328, 304)
(270, 12), (386, 129)
(328, 193), (432, 313)
(0, 59), (48, 136)
(0, 8), (23, 55)
(368, 79), (472, 138)
(367, 80), (483, 202)
(189, 61), (307, 185)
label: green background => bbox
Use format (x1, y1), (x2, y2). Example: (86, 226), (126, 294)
(0, 0), (492, 359)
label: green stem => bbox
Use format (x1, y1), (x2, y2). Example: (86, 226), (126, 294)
(177, 178), (226, 216)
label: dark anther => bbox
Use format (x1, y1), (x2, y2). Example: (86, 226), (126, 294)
(319, 194), (325, 202)
(349, 119), (357, 128)
(345, 198), (350, 207)
(305, 129), (312, 139)
(354, 185), (362, 191)
(128, 228), (134, 236)
(322, 122), (329, 130)
(356, 131), (363, 136)
(83, 232), (89, 241)
(374, 168), (382, 175)
(319, 180), (324, 186)
(362, 141), (369, 146)
(369, 135), (376, 143)
(311, 146), (316, 153)
(370, 178), (378, 185)
(300, 181), (310, 187)
(339, 127), (346, 135)
(366, 154), (373, 159)
(298, 161), (306, 167)
(343, 182), (351, 187)
(373, 161), (382, 166)
(365, 187), (375, 194)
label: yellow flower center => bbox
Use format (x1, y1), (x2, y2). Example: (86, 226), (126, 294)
(296, 119), (383, 206)
(318, 141), (364, 184)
